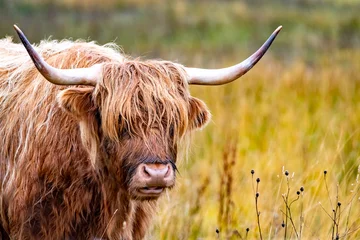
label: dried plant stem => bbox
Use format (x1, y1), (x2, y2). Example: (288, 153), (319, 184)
(332, 209), (337, 240)
(323, 172), (336, 239)
(252, 177), (263, 240)
(256, 199), (262, 239)
(319, 203), (334, 220)
(336, 204), (341, 239)
(322, 172), (344, 240)
(319, 202), (340, 239)
(299, 193), (304, 239)
(283, 177), (290, 240)
(334, 185), (340, 240)
(289, 197), (299, 238)
(281, 195), (299, 239)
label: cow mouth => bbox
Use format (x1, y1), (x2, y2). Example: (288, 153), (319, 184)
(131, 186), (171, 200)
(138, 186), (164, 195)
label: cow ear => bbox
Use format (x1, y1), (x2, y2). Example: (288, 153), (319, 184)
(57, 87), (96, 119)
(188, 97), (211, 130)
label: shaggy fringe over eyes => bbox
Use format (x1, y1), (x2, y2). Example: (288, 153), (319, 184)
(0, 38), (207, 239)
(94, 61), (191, 147)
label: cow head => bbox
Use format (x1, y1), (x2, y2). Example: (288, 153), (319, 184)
(13, 25), (281, 200)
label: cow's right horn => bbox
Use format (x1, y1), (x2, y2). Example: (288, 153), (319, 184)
(14, 25), (100, 86)
(185, 26), (282, 85)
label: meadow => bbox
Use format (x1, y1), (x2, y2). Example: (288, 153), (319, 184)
(1, 0), (360, 239)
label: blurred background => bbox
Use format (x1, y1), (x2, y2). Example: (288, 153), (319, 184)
(1, 0), (360, 62)
(1, 0), (360, 239)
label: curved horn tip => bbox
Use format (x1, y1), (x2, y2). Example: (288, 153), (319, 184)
(13, 24), (23, 35)
(274, 26), (283, 34)
(13, 24), (20, 30)
(13, 24), (30, 47)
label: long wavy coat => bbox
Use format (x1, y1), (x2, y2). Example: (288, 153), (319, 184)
(0, 37), (210, 239)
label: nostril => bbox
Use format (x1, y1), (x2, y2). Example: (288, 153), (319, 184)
(143, 166), (151, 178)
(164, 165), (171, 178)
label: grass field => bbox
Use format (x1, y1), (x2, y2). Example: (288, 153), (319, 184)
(153, 52), (360, 239)
(1, 0), (360, 239)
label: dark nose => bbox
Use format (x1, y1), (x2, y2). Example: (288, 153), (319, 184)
(139, 163), (174, 187)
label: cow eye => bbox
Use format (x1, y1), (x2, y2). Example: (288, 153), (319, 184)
(169, 125), (175, 138)
(118, 115), (130, 139)
(119, 128), (130, 139)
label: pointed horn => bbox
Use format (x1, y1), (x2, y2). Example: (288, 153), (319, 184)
(13, 25), (100, 86)
(185, 26), (282, 85)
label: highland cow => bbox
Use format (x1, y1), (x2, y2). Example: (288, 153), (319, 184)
(0, 25), (281, 239)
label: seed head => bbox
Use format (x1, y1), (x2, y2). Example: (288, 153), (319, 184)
(324, 170), (327, 175)
(256, 177), (260, 183)
(256, 192), (260, 198)
(285, 170), (289, 176)
(251, 170), (255, 175)
(281, 221), (285, 228)
(297, 191), (300, 195)
(337, 202), (341, 207)
(300, 186), (304, 192)
(246, 228), (249, 232)
(216, 228), (220, 234)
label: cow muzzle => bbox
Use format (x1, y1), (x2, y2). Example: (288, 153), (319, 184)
(132, 163), (175, 199)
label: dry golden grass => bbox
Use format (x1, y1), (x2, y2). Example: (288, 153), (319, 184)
(152, 51), (360, 239)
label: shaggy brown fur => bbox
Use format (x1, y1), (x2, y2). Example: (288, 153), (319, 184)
(0, 37), (210, 239)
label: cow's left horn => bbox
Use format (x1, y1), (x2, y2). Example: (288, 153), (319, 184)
(14, 25), (100, 86)
(185, 26), (282, 85)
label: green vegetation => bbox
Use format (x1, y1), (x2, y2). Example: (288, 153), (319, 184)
(1, 0), (360, 239)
